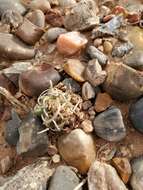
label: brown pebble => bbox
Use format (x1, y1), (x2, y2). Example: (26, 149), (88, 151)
(48, 145), (58, 156)
(0, 156), (13, 174)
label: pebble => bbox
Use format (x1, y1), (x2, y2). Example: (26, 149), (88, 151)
(82, 82), (96, 100)
(26, 9), (45, 28)
(130, 155), (143, 190)
(62, 78), (81, 93)
(16, 112), (49, 156)
(58, 129), (96, 174)
(46, 9), (63, 27)
(0, 0), (26, 16)
(93, 107), (126, 142)
(103, 40), (113, 54)
(94, 92), (113, 112)
(48, 166), (80, 190)
(129, 97), (143, 133)
(57, 31), (88, 55)
(103, 62), (143, 101)
(58, 0), (76, 8)
(0, 159), (54, 190)
(112, 157), (132, 184)
(87, 46), (108, 66)
(82, 100), (92, 111)
(52, 154), (60, 163)
(28, 0), (51, 13)
(63, 59), (85, 82)
(124, 50), (143, 70)
(88, 161), (128, 190)
(84, 59), (107, 87)
(0, 156), (13, 174)
(93, 38), (103, 47)
(43, 27), (67, 43)
(5, 110), (21, 146)
(15, 18), (44, 45)
(19, 64), (61, 97)
(80, 120), (94, 133)
(47, 145), (58, 156)
(64, 0), (99, 31)
(0, 33), (35, 60)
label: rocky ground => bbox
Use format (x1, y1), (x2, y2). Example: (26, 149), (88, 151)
(0, 0), (143, 189)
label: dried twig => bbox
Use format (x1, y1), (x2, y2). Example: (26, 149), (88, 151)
(73, 178), (87, 190)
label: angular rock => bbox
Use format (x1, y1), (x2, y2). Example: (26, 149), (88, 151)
(17, 112), (48, 156)
(63, 59), (85, 82)
(112, 157), (132, 184)
(0, 156), (13, 174)
(124, 50), (143, 70)
(88, 161), (128, 190)
(87, 46), (108, 66)
(129, 97), (143, 133)
(57, 31), (88, 55)
(82, 82), (96, 100)
(103, 62), (143, 101)
(15, 18), (44, 45)
(94, 92), (113, 112)
(130, 155), (143, 190)
(48, 166), (80, 190)
(19, 64), (61, 97)
(5, 110), (21, 146)
(28, 0), (51, 12)
(0, 0), (26, 16)
(0, 159), (54, 190)
(84, 59), (107, 87)
(43, 27), (67, 43)
(93, 107), (126, 142)
(0, 33), (35, 60)
(62, 78), (81, 93)
(26, 9), (45, 28)
(64, 0), (99, 31)
(58, 129), (96, 174)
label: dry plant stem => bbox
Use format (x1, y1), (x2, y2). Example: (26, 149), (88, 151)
(0, 87), (28, 112)
(73, 178), (87, 190)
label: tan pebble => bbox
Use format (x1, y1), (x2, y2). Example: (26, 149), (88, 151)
(112, 157), (132, 184)
(57, 31), (88, 55)
(52, 154), (61, 163)
(93, 38), (102, 47)
(0, 156), (13, 174)
(95, 93), (113, 112)
(81, 120), (93, 133)
(63, 59), (85, 82)
(98, 45), (104, 52)
(103, 40), (113, 54)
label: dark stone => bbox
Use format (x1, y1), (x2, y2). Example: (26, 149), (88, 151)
(48, 166), (81, 190)
(16, 112), (48, 156)
(5, 110), (21, 146)
(62, 78), (81, 93)
(87, 46), (108, 66)
(93, 107), (126, 142)
(130, 97), (143, 133)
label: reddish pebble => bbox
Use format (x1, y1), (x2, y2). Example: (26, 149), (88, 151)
(127, 12), (140, 24)
(57, 31), (88, 55)
(112, 6), (126, 15)
(103, 14), (115, 23)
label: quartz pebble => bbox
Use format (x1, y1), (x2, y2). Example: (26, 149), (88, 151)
(94, 92), (113, 112)
(58, 129), (96, 174)
(28, 0), (51, 12)
(84, 59), (107, 87)
(57, 31), (88, 55)
(94, 107), (126, 142)
(82, 82), (96, 100)
(112, 157), (132, 184)
(63, 59), (85, 82)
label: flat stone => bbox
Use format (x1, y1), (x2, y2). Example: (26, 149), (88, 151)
(87, 46), (108, 66)
(112, 157), (132, 184)
(58, 129), (96, 174)
(130, 155), (143, 190)
(82, 82), (96, 100)
(129, 97), (143, 133)
(103, 62), (143, 101)
(64, 0), (99, 31)
(0, 156), (13, 174)
(5, 110), (21, 146)
(48, 166), (80, 190)
(16, 112), (48, 156)
(63, 59), (85, 82)
(88, 161), (128, 190)
(0, 159), (54, 190)
(84, 59), (107, 87)
(93, 107), (126, 142)
(57, 31), (87, 55)
(94, 92), (113, 112)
